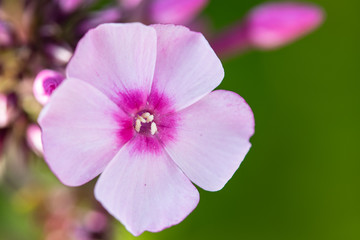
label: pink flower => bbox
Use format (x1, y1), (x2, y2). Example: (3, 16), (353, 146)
(39, 23), (254, 235)
(26, 124), (43, 156)
(33, 69), (65, 105)
(211, 2), (324, 57)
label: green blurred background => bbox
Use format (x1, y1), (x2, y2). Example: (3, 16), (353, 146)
(134, 0), (360, 239)
(1, 0), (360, 239)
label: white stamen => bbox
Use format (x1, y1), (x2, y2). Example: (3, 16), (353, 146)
(150, 122), (157, 135)
(134, 112), (157, 134)
(138, 116), (146, 123)
(141, 112), (150, 118)
(135, 119), (141, 132)
(146, 114), (154, 123)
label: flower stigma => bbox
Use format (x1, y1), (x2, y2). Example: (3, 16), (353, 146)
(134, 111), (157, 135)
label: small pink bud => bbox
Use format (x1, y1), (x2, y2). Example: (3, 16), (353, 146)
(33, 69), (65, 105)
(211, 2), (324, 57)
(0, 93), (18, 128)
(246, 2), (324, 49)
(26, 124), (43, 156)
(148, 0), (208, 25)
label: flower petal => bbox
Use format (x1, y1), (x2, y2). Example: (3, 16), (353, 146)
(67, 23), (157, 106)
(38, 78), (132, 186)
(95, 139), (199, 236)
(165, 90), (254, 191)
(151, 24), (224, 111)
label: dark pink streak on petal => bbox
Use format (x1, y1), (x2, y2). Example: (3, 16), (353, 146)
(113, 113), (134, 146)
(148, 89), (178, 146)
(129, 135), (163, 155)
(147, 88), (174, 114)
(117, 90), (148, 115)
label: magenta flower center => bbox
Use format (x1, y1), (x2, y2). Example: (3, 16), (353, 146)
(133, 111), (157, 135)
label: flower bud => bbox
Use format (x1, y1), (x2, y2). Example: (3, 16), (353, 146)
(33, 69), (65, 105)
(211, 2), (324, 58)
(246, 2), (324, 49)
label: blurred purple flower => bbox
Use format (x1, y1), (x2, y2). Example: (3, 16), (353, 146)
(56, 0), (86, 14)
(38, 23), (254, 235)
(119, 0), (143, 10)
(247, 2), (324, 49)
(212, 2), (324, 57)
(26, 124), (43, 156)
(74, 210), (109, 240)
(0, 21), (13, 47)
(148, 0), (208, 25)
(33, 69), (65, 105)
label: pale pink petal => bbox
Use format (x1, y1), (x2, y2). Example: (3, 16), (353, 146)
(38, 78), (133, 186)
(247, 2), (324, 49)
(95, 139), (199, 236)
(67, 23), (157, 105)
(151, 24), (224, 111)
(149, 0), (208, 25)
(165, 90), (254, 191)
